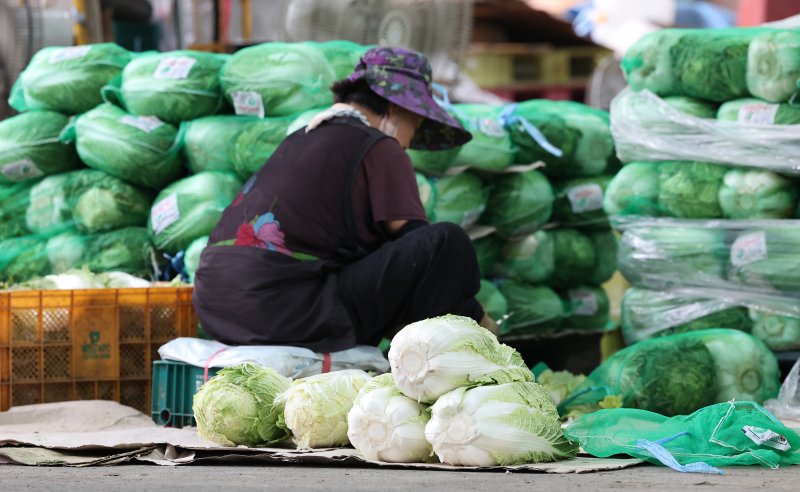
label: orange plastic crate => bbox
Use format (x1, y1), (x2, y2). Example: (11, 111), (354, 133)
(0, 287), (197, 413)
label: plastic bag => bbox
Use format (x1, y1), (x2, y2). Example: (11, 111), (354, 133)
(0, 180), (38, 240)
(561, 286), (611, 332)
(148, 171), (243, 254)
(610, 89), (800, 174)
(116, 50), (227, 123)
(479, 170), (553, 238)
(67, 103), (184, 189)
(550, 175), (612, 229)
(157, 337), (390, 379)
(746, 29), (800, 102)
(565, 401), (800, 470)
(220, 42), (336, 117)
(408, 147), (460, 175)
(561, 329), (780, 417)
(431, 173), (487, 229)
(0, 235), (51, 284)
(450, 104), (515, 171)
(9, 43), (131, 114)
(717, 98), (800, 125)
(472, 234), (503, 278)
(0, 110), (79, 185)
(497, 280), (564, 337)
(764, 359), (800, 421)
(476, 279), (508, 329)
(46, 227), (154, 277)
(181, 115), (261, 174)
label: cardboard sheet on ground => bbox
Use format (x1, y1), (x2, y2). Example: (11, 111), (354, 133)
(0, 401), (642, 472)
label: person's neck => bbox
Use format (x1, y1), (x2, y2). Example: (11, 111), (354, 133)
(347, 102), (383, 128)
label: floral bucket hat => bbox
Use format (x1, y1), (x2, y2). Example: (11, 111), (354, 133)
(347, 46), (472, 151)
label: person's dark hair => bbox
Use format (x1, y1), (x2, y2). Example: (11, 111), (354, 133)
(331, 78), (390, 116)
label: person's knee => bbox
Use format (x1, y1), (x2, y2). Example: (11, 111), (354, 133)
(427, 222), (478, 267)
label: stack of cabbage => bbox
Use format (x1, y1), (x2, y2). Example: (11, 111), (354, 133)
(605, 26), (800, 351)
(191, 316), (578, 466)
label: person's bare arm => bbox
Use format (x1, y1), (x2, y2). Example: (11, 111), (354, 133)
(384, 219), (409, 236)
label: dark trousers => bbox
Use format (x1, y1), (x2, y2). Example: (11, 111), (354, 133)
(338, 222), (484, 345)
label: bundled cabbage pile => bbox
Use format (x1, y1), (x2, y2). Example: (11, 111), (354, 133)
(479, 170), (553, 238)
(310, 40), (368, 81)
(0, 180), (37, 240)
(551, 175), (612, 229)
(717, 98), (800, 125)
(69, 103), (183, 189)
(498, 281), (565, 336)
(148, 171), (243, 254)
(220, 42), (336, 117)
(182, 116), (261, 174)
(408, 146), (460, 175)
(430, 173), (487, 229)
(561, 329), (780, 418)
(9, 43), (131, 114)
(472, 234), (503, 277)
(118, 50), (227, 123)
(0, 110), (80, 184)
(450, 104), (515, 172)
(505, 100), (614, 177)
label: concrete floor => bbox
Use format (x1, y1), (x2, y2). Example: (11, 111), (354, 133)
(3, 463), (799, 491)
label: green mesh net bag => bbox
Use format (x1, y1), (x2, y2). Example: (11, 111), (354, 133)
(0, 110), (80, 185)
(617, 221), (727, 290)
(495, 230), (555, 284)
(602, 162), (661, 217)
(182, 116), (261, 174)
(620, 288), (753, 345)
(561, 329), (780, 418)
(479, 170), (553, 238)
(0, 234), (51, 283)
(408, 147), (460, 175)
(622, 28), (759, 102)
(450, 104), (515, 171)
(551, 175), (612, 229)
(472, 234), (503, 278)
(663, 96), (719, 118)
(657, 161), (726, 219)
(0, 180), (37, 240)
(9, 43), (131, 114)
(310, 40), (368, 81)
(117, 50), (227, 124)
(415, 172), (437, 221)
(220, 42), (336, 117)
(746, 29), (800, 103)
(431, 173), (487, 228)
(476, 279), (508, 327)
(718, 169), (797, 220)
(68, 103), (183, 189)
(498, 280), (564, 337)
(588, 230), (618, 285)
(561, 286), (611, 332)
(183, 235), (208, 283)
(25, 174), (73, 236)
(549, 229), (597, 289)
(45, 227), (153, 277)
(230, 116), (294, 179)
(717, 98), (800, 125)
(505, 100), (613, 177)
(63, 169), (153, 233)
(728, 227), (800, 293)
(148, 171), (243, 254)
(565, 401), (800, 470)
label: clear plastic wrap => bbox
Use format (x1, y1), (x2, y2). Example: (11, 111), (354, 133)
(610, 89), (800, 174)
(615, 217), (800, 295)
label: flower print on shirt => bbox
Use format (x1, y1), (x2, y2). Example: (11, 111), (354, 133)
(234, 211), (292, 256)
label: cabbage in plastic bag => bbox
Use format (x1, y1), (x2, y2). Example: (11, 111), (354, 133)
(496, 230), (554, 284)
(551, 175), (612, 229)
(148, 171), (243, 254)
(450, 104), (515, 171)
(718, 98), (800, 125)
(602, 162), (661, 217)
(728, 227), (800, 293)
(431, 173), (487, 229)
(70, 103), (183, 189)
(119, 50), (227, 123)
(0, 235), (50, 283)
(658, 161), (726, 218)
(182, 116), (261, 174)
(480, 171), (553, 238)
(750, 307), (800, 351)
(230, 116), (294, 179)
(311, 40), (368, 81)
(588, 230), (618, 285)
(25, 174), (72, 236)
(472, 234), (503, 277)
(9, 43), (131, 114)
(0, 180), (37, 240)
(221, 42), (336, 117)
(63, 169), (153, 233)
(45, 227), (153, 277)
(549, 229), (597, 289)
(663, 96), (718, 118)
(0, 111), (79, 185)
(408, 147), (460, 175)
(747, 29), (800, 103)
(476, 279), (508, 328)
(561, 286), (610, 331)
(498, 280), (564, 336)
(718, 169), (797, 219)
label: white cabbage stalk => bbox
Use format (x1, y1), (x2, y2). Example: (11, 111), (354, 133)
(97, 271), (151, 288)
(347, 373), (432, 463)
(747, 30), (800, 103)
(280, 369), (371, 449)
(425, 382), (578, 466)
(389, 315), (533, 404)
(704, 331), (779, 403)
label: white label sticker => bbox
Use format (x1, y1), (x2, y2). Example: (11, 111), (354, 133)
(478, 118), (505, 138)
(233, 91), (265, 118)
(48, 45), (91, 64)
(731, 231), (768, 267)
(153, 56), (198, 80)
(119, 115), (165, 133)
(567, 183), (604, 213)
(742, 426), (791, 452)
(738, 103), (779, 125)
(151, 193), (181, 235)
(0, 158), (44, 181)
(569, 289), (598, 316)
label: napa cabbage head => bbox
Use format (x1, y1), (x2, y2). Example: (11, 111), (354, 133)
(389, 315), (533, 404)
(663, 96), (718, 118)
(497, 281), (565, 336)
(431, 173), (487, 228)
(658, 161), (726, 218)
(192, 362), (292, 447)
(703, 329), (780, 403)
(424, 382), (578, 466)
(746, 29), (800, 103)
(496, 230), (555, 284)
(536, 369), (586, 406)
(472, 234), (503, 277)
(718, 169), (797, 220)
(480, 170), (553, 238)
(750, 308), (800, 351)
(279, 369), (371, 449)
(346, 373), (433, 463)
(602, 162), (661, 217)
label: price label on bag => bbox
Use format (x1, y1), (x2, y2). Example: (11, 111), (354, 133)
(233, 91), (265, 118)
(738, 103), (779, 125)
(153, 56), (197, 80)
(48, 45), (91, 64)
(567, 183), (604, 213)
(151, 193), (181, 235)
(730, 231), (768, 267)
(0, 158), (44, 181)
(569, 289), (598, 316)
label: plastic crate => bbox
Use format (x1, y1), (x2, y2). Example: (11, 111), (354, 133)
(151, 360), (219, 428)
(0, 287), (197, 414)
